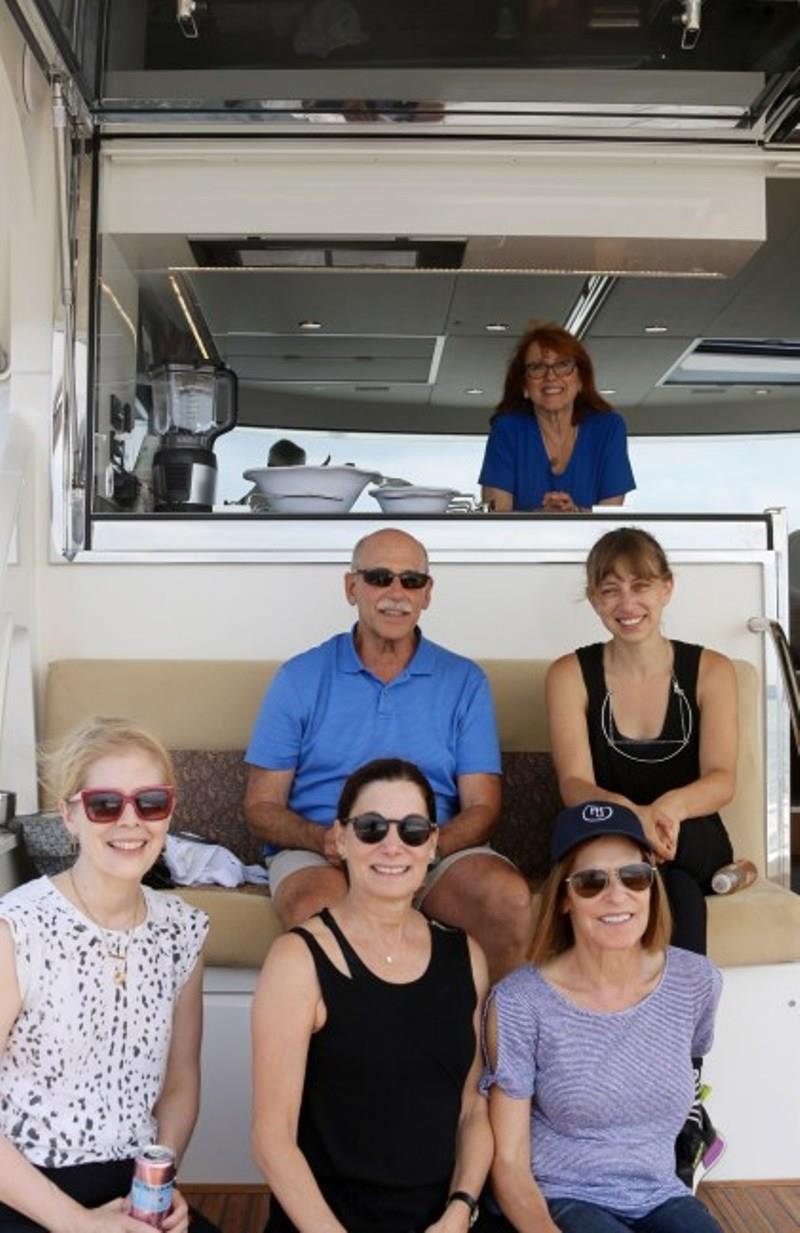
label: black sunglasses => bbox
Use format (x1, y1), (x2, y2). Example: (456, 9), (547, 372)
(341, 812), (437, 847)
(564, 861), (655, 899)
(69, 786), (175, 824)
(352, 568), (430, 590)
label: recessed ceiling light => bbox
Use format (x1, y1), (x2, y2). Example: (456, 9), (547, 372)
(754, 388), (771, 396)
(599, 388), (617, 396)
(298, 320), (323, 330)
(484, 322), (509, 333)
(465, 387), (485, 395)
(644, 324), (668, 334)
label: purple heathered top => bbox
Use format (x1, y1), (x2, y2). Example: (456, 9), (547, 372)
(481, 946), (722, 1219)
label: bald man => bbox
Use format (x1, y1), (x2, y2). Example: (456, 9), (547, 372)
(244, 528), (532, 978)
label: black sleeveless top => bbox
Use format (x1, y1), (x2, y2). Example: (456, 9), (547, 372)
(265, 908), (476, 1233)
(576, 639), (716, 811)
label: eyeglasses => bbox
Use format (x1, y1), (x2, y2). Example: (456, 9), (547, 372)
(523, 358), (577, 381)
(341, 812), (437, 847)
(564, 862), (655, 899)
(352, 568), (430, 590)
(69, 786), (175, 824)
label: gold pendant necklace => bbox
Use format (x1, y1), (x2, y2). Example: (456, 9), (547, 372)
(541, 421), (575, 471)
(68, 869), (140, 987)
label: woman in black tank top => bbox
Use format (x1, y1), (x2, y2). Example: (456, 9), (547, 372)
(546, 529), (737, 956)
(251, 758), (492, 1233)
(545, 529), (737, 1187)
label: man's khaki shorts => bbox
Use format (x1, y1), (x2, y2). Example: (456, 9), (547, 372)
(267, 843), (514, 906)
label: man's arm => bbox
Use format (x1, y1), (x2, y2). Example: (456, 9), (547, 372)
(244, 766), (338, 859)
(435, 772), (501, 859)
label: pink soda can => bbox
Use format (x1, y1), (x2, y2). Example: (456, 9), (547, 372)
(130, 1145), (176, 1227)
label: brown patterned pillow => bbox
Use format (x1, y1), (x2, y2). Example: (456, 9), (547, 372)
(493, 752), (562, 882)
(170, 750), (262, 866)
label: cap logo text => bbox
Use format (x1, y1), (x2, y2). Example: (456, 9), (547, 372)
(582, 804), (614, 823)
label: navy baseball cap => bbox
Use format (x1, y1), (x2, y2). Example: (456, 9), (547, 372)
(551, 801), (654, 865)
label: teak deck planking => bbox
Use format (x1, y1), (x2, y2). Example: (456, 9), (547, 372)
(182, 1182), (800, 1233)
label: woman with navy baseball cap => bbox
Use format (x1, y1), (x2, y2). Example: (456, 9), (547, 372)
(481, 801), (723, 1233)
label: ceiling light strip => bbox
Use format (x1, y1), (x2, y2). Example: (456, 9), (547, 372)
(169, 265), (726, 279)
(169, 273), (210, 360)
(99, 279), (137, 344)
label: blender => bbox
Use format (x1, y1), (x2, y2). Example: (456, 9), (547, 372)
(150, 362), (238, 511)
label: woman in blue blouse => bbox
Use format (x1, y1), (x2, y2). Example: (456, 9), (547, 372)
(479, 325), (635, 512)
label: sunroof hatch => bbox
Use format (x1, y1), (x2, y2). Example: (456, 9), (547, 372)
(663, 338), (800, 386)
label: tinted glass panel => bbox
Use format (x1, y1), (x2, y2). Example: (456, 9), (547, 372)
(25, 0), (800, 133)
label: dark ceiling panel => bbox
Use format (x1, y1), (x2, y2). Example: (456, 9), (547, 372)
(446, 274), (584, 336)
(585, 336), (695, 407)
(586, 277), (737, 339)
(185, 270), (456, 335)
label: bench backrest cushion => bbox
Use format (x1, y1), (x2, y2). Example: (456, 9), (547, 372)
(43, 657), (764, 872)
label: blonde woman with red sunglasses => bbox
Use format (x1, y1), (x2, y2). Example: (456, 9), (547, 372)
(0, 718), (217, 1233)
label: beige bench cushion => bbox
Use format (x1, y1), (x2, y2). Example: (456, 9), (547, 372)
(707, 878), (800, 966)
(176, 876), (800, 972)
(175, 886), (282, 968)
(43, 656), (792, 970)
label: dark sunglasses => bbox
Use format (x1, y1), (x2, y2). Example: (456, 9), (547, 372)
(69, 786), (175, 824)
(341, 812), (437, 847)
(564, 861), (655, 899)
(352, 568), (430, 590)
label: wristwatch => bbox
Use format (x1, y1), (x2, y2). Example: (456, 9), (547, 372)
(447, 1191), (479, 1227)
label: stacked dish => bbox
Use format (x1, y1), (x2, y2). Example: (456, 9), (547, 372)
(369, 486), (460, 514)
(243, 465), (381, 513)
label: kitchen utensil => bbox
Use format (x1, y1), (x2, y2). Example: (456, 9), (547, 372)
(262, 492), (356, 514)
(243, 465), (381, 512)
(150, 362), (238, 511)
(369, 485), (460, 514)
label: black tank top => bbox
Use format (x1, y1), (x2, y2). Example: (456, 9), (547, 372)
(577, 639), (709, 807)
(266, 908), (476, 1233)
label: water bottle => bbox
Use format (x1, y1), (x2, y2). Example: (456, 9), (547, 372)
(711, 858), (757, 895)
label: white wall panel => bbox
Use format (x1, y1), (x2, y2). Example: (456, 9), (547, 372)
(99, 140), (766, 251)
(38, 559), (765, 669)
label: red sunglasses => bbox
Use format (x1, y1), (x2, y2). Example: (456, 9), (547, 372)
(69, 786), (175, 824)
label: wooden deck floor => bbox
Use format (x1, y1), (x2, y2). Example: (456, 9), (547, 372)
(183, 1182), (800, 1233)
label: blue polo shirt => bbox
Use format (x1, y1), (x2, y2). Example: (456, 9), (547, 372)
(478, 407), (635, 511)
(245, 629), (501, 828)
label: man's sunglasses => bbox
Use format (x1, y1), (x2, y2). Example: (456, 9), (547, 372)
(352, 568), (430, 590)
(341, 812), (437, 847)
(69, 786), (175, 824)
(564, 862), (655, 899)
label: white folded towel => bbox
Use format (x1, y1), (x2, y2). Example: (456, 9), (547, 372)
(164, 833), (269, 888)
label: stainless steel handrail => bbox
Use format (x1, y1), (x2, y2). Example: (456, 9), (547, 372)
(748, 616), (800, 754)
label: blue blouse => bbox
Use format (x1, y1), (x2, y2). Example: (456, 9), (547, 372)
(478, 408), (636, 511)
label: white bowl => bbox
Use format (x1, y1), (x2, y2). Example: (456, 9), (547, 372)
(369, 486), (459, 514)
(265, 492), (358, 514)
(243, 465), (380, 512)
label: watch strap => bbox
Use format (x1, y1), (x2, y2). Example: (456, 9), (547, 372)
(447, 1191), (479, 1226)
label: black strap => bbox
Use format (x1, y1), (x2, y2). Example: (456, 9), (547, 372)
(448, 1191), (479, 1224)
(318, 907), (370, 981)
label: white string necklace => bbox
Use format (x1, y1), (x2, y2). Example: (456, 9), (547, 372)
(601, 677), (694, 765)
(68, 869), (140, 987)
